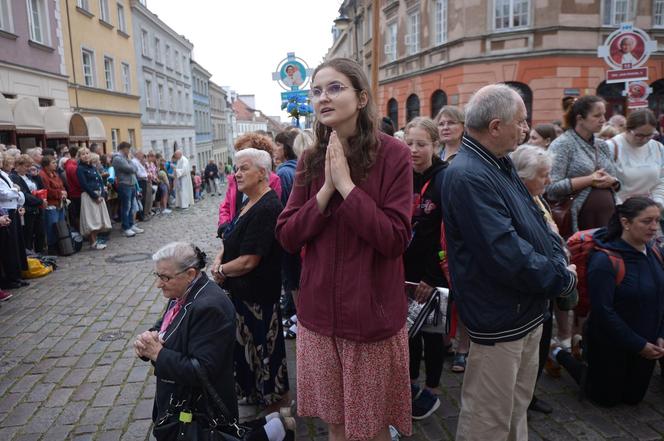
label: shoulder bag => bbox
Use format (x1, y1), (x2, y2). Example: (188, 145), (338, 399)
(153, 358), (250, 441)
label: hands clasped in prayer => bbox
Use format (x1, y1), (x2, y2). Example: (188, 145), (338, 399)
(134, 330), (163, 362)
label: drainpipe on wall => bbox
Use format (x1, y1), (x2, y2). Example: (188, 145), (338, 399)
(64, 0), (79, 109)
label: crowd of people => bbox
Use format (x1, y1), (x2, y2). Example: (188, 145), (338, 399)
(140, 59), (664, 441)
(4, 57), (660, 441)
(0, 140), (229, 302)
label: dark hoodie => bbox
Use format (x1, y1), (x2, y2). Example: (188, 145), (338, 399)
(403, 157), (448, 288)
(587, 228), (664, 354)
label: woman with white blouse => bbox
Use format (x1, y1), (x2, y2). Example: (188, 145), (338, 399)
(608, 109), (664, 207)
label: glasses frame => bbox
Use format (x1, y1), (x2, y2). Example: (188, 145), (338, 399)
(629, 129), (656, 140)
(152, 268), (191, 283)
(309, 83), (357, 102)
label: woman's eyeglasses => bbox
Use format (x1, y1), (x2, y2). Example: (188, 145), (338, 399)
(630, 130), (656, 140)
(152, 268), (189, 282)
(309, 84), (356, 102)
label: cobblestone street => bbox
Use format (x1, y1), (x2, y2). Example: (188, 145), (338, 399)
(1, 194), (663, 441)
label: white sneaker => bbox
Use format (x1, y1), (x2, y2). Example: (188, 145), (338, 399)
(163, 208), (172, 214)
(124, 229), (136, 237)
(96, 242), (107, 250)
(131, 225), (144, 234)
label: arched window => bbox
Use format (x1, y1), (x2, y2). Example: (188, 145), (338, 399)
(649, 79), (664, 124)
(387, 98), (398, 129)
(596, 81), (625, 119)
(504, 81), (533, 126)
(430, 89), (447, 118)
(406, 94), (420, 123)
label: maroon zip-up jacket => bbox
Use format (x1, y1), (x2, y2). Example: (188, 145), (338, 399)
(276, 133), (412, 342)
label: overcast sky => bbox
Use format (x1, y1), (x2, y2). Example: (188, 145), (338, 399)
(146, 0), (343, 119)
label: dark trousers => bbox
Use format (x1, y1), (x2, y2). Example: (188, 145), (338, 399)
(409, 331), (445, 388)
(0, 210), (28, 283)
(23, 209), (45, 253)
(68, 197), (81, 232)
(536, 313), (554, 380)
(138, 179), (148, 221)
(556, 334), (656, 406)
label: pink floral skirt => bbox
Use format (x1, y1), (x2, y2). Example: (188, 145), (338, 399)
(296, 324), (412, 441)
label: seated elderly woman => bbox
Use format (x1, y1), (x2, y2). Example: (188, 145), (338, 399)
(135, 242), (294, 441)
(211, 147), (288, 410)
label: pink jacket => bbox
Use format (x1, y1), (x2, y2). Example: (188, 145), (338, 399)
(218, 172), (282, 226)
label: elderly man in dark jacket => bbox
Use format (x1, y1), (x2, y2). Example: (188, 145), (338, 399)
(441, 84), (577, 441)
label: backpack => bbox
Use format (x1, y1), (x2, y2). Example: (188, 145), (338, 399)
(567, 228), (664, 317)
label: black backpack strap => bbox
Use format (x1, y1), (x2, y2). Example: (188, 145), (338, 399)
(190, 358), (232, 423)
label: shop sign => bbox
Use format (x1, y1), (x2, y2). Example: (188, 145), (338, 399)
(597, 23), (656, 84)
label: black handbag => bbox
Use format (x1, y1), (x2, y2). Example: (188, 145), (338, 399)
(153, 358), (249, 441)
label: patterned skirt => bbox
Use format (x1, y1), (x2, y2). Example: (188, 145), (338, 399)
(297, 324), (412, 441)
(232, 297), (290, 406)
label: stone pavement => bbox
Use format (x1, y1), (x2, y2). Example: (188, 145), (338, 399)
(0, 192), (663, 441)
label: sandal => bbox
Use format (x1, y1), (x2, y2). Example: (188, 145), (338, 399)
(451, 353), (468, 373)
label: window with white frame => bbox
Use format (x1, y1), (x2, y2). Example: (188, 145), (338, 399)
(656, 0), (664, 27)
(154, 37), (162, 63)
(103, 56), (114, 90)
(27, 0), (50, 45)
(141, 29), (149, 57)
(145, 79), (153, 107)
(174, 49), (180, 71)
(81, 49), (95, 87)
(602, 0), (634, 26)
(0, 0), (13, 33)
(77, 0), (90, 10)
(178, 90), (182, 110)
(117, 2), (126, 32)
(158, 83), (164, 108)
(99, 0), (110, 22)
(434, 0), (448, 45)
(494, 0), (530, 30)
(406, 10), (420, 55)
(121, 62), (130, 93)
(165, 45), (171, 69)
(128, 129), (135, 146)
(385, 22), (397, 62)
(169, 87), (174, 110)
(111, 128), (119, 150)
(365, 6), (372, 42)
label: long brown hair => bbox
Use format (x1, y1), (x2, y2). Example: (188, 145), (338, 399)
(302, 58), (379, 185)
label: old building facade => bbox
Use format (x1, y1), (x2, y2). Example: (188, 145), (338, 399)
(130, 0), (195, 159)
(61, 0), (142, 151)
(329, 0), (664, 127)
(191, 60), (212, 170)
(209, 81), (233, 166)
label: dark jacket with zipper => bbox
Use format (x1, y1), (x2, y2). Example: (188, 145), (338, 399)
(441, 135), (576, 345)
(587, 230), (664, 354)
(404, 158), (448, 288)
(145, 272), (238, 426)
(9, 172), (42, 213)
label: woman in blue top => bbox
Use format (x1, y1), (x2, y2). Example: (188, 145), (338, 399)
(76, 148), (112, 250)
(553, 196), (664, 406)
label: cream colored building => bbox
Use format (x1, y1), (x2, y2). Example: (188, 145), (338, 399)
(61, 0), (142, 152)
